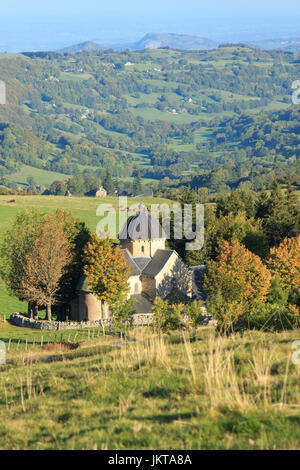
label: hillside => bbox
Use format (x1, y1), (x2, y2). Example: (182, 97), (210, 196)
(59, 41), (105, 53)
(252, 38), (300, 53)
(0, 322), (299, 449)
(129, 33), (216, 51)
(0, 45), (299, 192)
(58, 33), (217, 53)
(58, 34), (300, 54)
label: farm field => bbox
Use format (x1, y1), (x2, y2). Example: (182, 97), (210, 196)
(0, 325), (299, 450)
(5, 165), (71, 187)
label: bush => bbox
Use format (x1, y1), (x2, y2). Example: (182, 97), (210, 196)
(233, 304), (300, 332)
(152, 298), (205, 333)
(152, 298), (183, 332)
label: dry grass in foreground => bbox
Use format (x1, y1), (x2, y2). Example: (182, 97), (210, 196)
(0, 327), (299, 450)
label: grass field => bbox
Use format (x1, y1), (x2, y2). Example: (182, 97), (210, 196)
(6, 165), (71, 186)
(0, 325), (299, 449)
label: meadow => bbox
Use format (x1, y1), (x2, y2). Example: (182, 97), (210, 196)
(0, 324), (299, 450)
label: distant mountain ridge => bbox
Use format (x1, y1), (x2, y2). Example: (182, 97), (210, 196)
(59, 41), (104, 53)
(58, 33), (217, 53)
(250, 38), (300, 53)
(129, 33), (217, 50)
(58, 33), (300, 54)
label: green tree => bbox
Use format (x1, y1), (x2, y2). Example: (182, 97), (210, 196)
(151, 297), (183, 332)
(102, 170), (115, 195)
(67, 174), (86, 196)
(133, 170), (143, 196)
(185, 300), (204, 328)
(49, 180), (67, 195)
(110, 298), (136, 342)
(26, 176), (37, 187)
(256, 183), (300, 247)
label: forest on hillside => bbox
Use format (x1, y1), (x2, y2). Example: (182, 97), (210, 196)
(0, 45), (299, 193)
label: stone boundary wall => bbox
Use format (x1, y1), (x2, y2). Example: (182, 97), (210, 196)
(10, 312), (215, 330)
(9, 312), (153, 330)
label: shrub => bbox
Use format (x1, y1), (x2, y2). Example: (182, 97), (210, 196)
(152, 298), (183, 332)
(234, 303), (300, 332)
(185, 300), (205, 328)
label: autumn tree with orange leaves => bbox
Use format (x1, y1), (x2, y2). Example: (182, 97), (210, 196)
(83, 235), (130, 306)
(18, 217), (72, 321)
(204, 240), (271, 329)
(267, 234), (300, 308)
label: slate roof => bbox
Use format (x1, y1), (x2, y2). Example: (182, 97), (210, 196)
(142, 249), (175, 277)
(119, 211), (166, 240)
(133, 257), (152, 271)
(120, 249), (141, 276)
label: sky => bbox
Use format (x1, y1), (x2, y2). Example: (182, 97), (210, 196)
(0, 0), (300, 51)
(1, 0), (300, 18)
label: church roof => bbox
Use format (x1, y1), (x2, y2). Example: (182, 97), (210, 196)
(142, 249), (175, 277)
(119, 204), (166, 240)
(120, 249), (141, 276)
(133, 257), (152, 271)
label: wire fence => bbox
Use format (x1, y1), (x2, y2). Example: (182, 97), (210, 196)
(0, 319), (118, 353)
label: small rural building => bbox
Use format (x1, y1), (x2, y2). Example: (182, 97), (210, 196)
(95, 186), (107, 197)
(70, 204), (192, 322)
